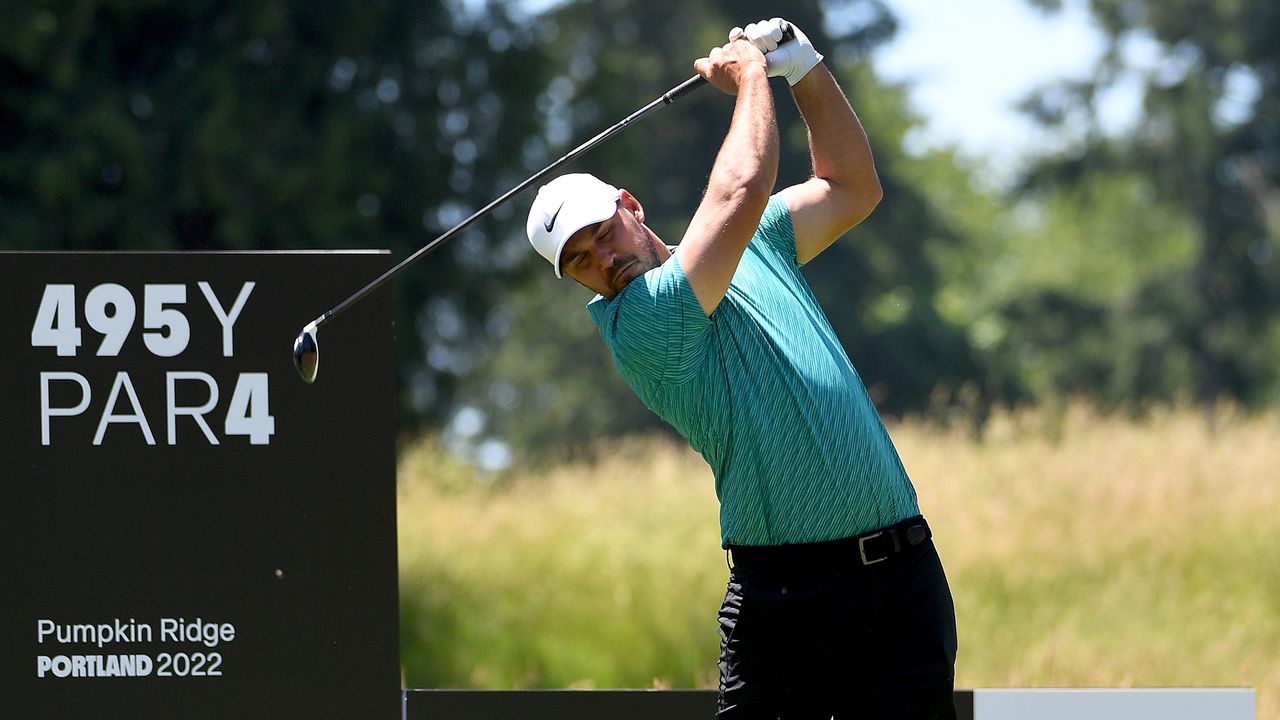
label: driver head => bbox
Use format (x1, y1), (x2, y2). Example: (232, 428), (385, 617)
(293, 322), (319, 383)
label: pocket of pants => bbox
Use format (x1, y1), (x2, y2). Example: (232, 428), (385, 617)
(889, 541), (958, 679)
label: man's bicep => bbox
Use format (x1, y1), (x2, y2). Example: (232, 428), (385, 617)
(780, 178), (876, 265)
(677, 191), (771, 315)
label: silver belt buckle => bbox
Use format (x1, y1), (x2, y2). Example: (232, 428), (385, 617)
(858, 531), (886, 565)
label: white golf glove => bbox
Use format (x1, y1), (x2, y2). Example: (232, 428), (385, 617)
(729, 18), (823, 87)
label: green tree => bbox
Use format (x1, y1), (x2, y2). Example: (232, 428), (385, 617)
(0, 0), (557, 426)
(1013, 0), (1280, 411)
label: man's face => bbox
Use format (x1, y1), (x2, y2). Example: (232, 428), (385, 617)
(560, 189), (668, 299)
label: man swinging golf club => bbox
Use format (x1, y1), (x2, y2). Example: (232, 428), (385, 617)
(527, 18), (957, 719)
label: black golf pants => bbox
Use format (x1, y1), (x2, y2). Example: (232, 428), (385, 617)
(716, 527), (958, 719)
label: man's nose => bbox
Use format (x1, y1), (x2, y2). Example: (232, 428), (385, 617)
(596, 245), (618, 268)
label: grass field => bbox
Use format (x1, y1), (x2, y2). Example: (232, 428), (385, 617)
(398, 406), (1280, 718)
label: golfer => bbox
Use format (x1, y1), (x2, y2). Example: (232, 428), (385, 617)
(526, 18), (957, 719)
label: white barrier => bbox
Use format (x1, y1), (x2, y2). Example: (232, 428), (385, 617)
(973, 689), (1255, 720)
(403, 688), (1257, 720)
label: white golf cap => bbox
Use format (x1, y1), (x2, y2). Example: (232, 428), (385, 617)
(526, 173), (620, 278)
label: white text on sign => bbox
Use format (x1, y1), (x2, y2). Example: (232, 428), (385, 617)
(30, 282), (275, 446)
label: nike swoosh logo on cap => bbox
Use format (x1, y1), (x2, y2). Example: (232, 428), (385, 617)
(544, 202), (565, 233)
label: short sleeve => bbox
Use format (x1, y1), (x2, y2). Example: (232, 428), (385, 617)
(589, 253), (712, 385)
(753, 195), (798, 266)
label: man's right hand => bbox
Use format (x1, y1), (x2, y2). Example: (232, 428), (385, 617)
(693, 39), (768, 96)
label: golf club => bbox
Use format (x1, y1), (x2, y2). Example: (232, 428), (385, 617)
(293, 25), (795, 383)
(291, 75), (706, 384)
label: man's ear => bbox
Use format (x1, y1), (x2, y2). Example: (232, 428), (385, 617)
(618, 188), (645, 224)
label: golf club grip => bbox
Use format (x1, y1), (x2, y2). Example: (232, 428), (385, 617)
(664, 74), (706, 104)
(666, 22), (797, 104)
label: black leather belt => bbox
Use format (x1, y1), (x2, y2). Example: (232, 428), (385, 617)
(728, 516), (932, 573)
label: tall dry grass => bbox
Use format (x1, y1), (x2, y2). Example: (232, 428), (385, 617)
(398, 406), (1280, 717)
(398, 435), (726, 689)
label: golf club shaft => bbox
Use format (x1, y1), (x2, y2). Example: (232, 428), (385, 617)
(308, 73), (708, 329)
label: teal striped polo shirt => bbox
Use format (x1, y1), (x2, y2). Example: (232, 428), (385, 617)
(588, 195), (919, 547)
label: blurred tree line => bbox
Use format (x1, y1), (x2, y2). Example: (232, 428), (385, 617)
(1009, 0), (1280, 419)
(2, 0), (1276, 464)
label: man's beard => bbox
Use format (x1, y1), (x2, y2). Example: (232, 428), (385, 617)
(609, 240), (662, 292)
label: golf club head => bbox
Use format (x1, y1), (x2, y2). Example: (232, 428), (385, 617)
(293, 322), (320, 384)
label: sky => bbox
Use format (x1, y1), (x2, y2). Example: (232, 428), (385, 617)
(877, 0), (1269, 182)
(874, 0), (1125, 177)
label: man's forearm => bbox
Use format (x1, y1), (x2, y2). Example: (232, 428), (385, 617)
(790, 63), (879, 198)
(707, 64), (779, 203)
(678, 58), (779, 315)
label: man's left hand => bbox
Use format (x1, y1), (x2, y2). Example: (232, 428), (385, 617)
(729, 18), (824, 87)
